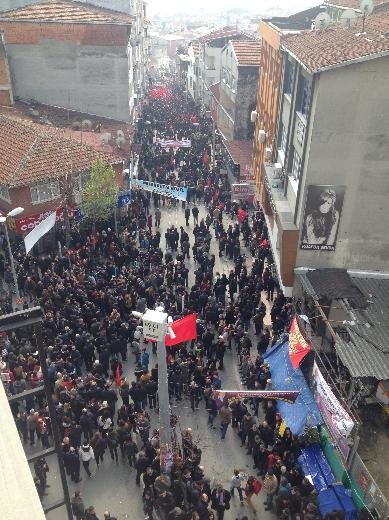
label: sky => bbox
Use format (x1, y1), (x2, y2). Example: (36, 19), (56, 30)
(146, 0), (318, 15)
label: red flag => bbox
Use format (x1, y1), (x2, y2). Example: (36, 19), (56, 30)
(115, 365), (121, 387)
(288, 316), (311, 369)
(165, 313), (197, 346)
(203, 152), (209, 164)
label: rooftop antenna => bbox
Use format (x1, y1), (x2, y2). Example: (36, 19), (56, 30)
(313, 12), (331, 32)
(360, 0), (374, 32)
(340, 9), (358, 29)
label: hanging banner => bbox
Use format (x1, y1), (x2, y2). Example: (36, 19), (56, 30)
(117, 192), (132, 208)
(156, 138), (191, 148)
(24, 212), (56, 253)
(312, 362), (354, 460)
(212, 389), (300, 409)
(289, 316), (311, 369)
(15, 206), (77, 234)
(130, 179), (188, 201)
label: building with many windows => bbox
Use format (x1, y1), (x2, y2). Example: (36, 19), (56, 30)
(258, 11), (389, 295)
(217, 39), (261, 141)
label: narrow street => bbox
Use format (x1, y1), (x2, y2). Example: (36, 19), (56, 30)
(44, 202), (273, 520)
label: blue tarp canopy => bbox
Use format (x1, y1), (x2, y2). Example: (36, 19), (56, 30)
(319, 486), (358, 520)
(298, 444), (336, 492)
(264, 338), (322, 435)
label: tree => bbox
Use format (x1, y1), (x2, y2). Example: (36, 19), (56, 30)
(81, 157), (118, 230)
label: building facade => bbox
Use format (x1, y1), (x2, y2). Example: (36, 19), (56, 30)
(218, 39), (260, 141)
(0, 2), (134, 122)
(259, 12), (389, 295)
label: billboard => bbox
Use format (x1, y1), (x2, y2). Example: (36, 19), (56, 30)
(312, 362), (354, 460)
(231, 183), (256, 204)
(300, 185), (345, 251)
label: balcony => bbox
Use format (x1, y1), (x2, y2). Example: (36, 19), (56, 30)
(262, 163), (299, 296)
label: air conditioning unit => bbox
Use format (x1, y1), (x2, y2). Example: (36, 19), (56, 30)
(250, 110), (258, 123)
(274, 163), (282, 178)
(265, 147), (272, 161)
(258, 129), (266, 144)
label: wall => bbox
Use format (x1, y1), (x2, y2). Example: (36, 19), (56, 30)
(0, 33), (13, 106)
(235, 66), (259, 140)
(295, 56), (389, 272)
(1, 22), (131, 121)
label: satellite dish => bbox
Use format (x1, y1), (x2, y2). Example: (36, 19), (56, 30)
(116, 136), (126, 149)
(314, 12), (331, 31)
(117, 129), (125, 139)
(360, 0), (374, 16)
(340, 9), (358, 28)
(101, 132), (111, 145)
(81, 119), (92, 130)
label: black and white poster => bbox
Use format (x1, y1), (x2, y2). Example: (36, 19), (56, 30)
(300, 185), (345, 251)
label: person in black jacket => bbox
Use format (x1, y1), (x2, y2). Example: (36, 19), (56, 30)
(211, 486), (231, 520)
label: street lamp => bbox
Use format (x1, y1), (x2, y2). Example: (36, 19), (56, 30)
(132, 307), (175, 474)
(0, 207), (24, 301)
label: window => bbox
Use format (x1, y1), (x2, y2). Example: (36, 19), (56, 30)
(0, 185), (10, 202)
(231, 75), (236, 92)
(279, 125), (287, 152)
(284, 60), (295, 95)
(30, 180), (60, 204)
(300, 76), (312, 118)
(291, 148), (302, 182)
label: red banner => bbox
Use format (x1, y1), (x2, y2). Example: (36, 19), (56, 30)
(289, 316), (311, 369)
(15, 206), (75, 234)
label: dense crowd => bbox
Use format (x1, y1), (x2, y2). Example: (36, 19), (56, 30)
(0, 80), (320, 520)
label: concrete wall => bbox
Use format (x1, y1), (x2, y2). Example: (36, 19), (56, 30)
(295, 55), (389, 272)
(5, 36), (130, 121)
(235, 66), (259, 139)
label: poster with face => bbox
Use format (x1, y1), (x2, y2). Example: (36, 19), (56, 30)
(300, 185), (345, 251)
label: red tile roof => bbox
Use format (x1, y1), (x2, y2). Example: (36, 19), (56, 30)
(0, 1), (134, 25)
(230, 40), (262, 66)
(324, 0), (389, 10)
(197, 26), (243, 44)
(0, 116), (121, 188)
(282, 12), (389, 72)
(223, 140), (253, 170)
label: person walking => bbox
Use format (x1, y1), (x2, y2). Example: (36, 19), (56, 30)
(155, 207), (161, 228)
(71, 491), (85, 520)
(230, 469), (245, 505)
(219, 403), (232, 440)
(244, 475), (261, 515)
(184, 206), (190, 226)
(211, 486), (231, 520)
(263, 469), (278, 510)
(192, 205), (199, 225)
(68, 447), (82, 483)
(80, 441), (95, 478)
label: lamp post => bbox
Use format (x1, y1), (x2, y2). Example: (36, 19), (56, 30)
(133, 307), (175, 474)
(0, 207), (24, 301)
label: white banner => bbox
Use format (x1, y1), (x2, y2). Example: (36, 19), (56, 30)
(24, 212), (56, 253)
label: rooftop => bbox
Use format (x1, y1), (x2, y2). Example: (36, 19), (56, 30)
(324, 0), (389, 10)
(0, 115), (121, 188)
(196, 26), (243, 44)
(0, 1), (134, 25)
(230, 40), (262, 66)
(282, 12), (389, 72)
(223, 139), (253, 171)
(297, 268), (389, 380)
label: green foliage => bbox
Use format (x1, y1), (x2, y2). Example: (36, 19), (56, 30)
(301, 425), (321, 446)
(81, 157), (118, 224)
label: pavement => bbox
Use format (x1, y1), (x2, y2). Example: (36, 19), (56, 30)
(37, 202), (274, 520)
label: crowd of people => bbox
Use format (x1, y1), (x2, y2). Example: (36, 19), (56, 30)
(0, 79), (320, 520)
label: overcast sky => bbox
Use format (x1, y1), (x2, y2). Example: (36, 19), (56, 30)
(146, 0), (318, 15)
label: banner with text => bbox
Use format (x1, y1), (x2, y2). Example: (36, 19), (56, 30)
(130, 179), (188, 201)
(24, 212), (56, 253)
(313, 362), (354, 460)
(156, 138), (191, 148)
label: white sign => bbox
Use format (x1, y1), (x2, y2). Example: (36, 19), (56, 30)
(142, 309), (168, 342)
(231, 183), (256, 201)
(24, 212), (56, 254)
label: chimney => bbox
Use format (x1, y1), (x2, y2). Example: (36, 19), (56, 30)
(0, 32), (13, 107)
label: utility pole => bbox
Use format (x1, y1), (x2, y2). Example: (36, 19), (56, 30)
(62, 163), (74, 249)
(133, 308), (175, 474)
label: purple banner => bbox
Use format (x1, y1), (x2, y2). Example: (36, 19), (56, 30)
(212, 389), (300, 409)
